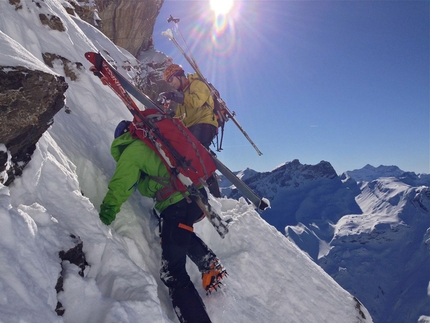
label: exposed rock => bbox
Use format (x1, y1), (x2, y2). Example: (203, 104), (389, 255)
(39, 13), (66, 32)
(9, 0), (22, 10)
(55, 234), (89, 316)
(95, 0), (163, 57)
(58, 235), (88, 278)
(64, 0), (170, 101)
(64, 0), (101, 28)
(42, 52), (85, 81)
(0, 66), (68, 185)
(0, 148), (10, 185)
(134, 49), (173, 101)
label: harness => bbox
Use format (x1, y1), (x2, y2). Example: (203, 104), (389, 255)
(147, 174), (190, 203)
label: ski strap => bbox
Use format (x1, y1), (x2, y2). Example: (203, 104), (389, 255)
(148, 175), (192, 203)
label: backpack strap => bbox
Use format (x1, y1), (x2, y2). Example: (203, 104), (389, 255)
(149, 175), (191, 203)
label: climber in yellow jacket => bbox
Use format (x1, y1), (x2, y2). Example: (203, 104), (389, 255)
(159, 64), (221, 197)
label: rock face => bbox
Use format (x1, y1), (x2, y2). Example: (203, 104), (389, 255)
(89, 0), (170, 100)
(0, 66), (68, 185)
(68, 0), (171, 102)
(95, 0), (163, 57)
(63, 0), (102, 28)
(0, 0), (165, 186)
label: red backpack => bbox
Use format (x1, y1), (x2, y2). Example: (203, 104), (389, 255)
(129, 109), (217, 198)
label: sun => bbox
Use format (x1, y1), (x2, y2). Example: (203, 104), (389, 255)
(210, 0), (234, 15)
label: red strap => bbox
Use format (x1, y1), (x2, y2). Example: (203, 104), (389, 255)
(178, 223), (194, 232)
(155, 185), (177, 202)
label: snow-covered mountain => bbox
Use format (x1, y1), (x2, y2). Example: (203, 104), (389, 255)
(343, 164), (430, 187)
(222, 159), (362, 239)
(221, 162), (430, 323)
(0, 1), (373, 322)
(320, 177), (430, 323)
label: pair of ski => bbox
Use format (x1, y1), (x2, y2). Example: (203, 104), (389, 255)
(162, 16), (263, 157)
(85, 52), (268, 238)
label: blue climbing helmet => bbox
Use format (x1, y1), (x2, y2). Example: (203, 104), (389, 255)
(114, 120), (131, 138)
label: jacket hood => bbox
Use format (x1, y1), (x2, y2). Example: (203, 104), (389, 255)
(187, 72), (200, 82)
(110, 132), (137, 162)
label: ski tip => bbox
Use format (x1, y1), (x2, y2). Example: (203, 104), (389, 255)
(161, 28), (174, 40)
(258, 198), (270, 211)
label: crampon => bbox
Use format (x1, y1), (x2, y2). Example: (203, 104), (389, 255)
(202, 258), (227, 295)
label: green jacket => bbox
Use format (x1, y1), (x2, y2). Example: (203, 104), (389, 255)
(175, 73), (218, 128)
(99, 132), (187, 225)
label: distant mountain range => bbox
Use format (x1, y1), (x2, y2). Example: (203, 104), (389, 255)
(343, 164), (430, 185)
(219, 161), (430, 323)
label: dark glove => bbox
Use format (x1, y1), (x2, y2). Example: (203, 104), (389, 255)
(99, 203), (116, 225)
(157, 90), (184, 104)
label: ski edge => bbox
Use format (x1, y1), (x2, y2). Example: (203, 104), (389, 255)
(212, 155), (270, 211)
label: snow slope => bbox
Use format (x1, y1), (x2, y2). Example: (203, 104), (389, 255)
(0, 0), (372, 322)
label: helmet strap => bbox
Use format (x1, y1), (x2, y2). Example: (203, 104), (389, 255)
(178, 76), (184, 91)
(178, 75), (188, 92)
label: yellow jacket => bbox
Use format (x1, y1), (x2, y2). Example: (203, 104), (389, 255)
(175, 73), (218, 128)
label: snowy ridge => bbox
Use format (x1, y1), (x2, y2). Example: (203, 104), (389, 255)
(343, 164), (430, 186)
(228, 159), (338, 201)
(0, 0), (372, 322)
(320, 178), (430, 323)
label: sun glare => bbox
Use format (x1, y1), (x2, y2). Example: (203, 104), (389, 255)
(210, 0), (234, 16)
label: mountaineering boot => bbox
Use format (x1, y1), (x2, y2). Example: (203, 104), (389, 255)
(202, 258), (227, 294)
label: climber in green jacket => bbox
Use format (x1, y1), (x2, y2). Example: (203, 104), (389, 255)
(99, 120), (227, 323)
(99, 127), (183, 223)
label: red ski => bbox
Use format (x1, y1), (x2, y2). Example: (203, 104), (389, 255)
(85, 52), (229, 238)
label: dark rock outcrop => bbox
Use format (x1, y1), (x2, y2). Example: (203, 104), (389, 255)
(55, 234), (89, 316)
(0, 66), (68, 185)
(95, 0), (163, 57)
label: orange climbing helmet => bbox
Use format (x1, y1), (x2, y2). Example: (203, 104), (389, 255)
(163, 64), (184, 82)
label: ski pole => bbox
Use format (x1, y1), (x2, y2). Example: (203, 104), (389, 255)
(162, 17), (263, 156)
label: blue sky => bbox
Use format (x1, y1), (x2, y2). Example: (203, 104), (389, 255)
(153, 0), (429, 174)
